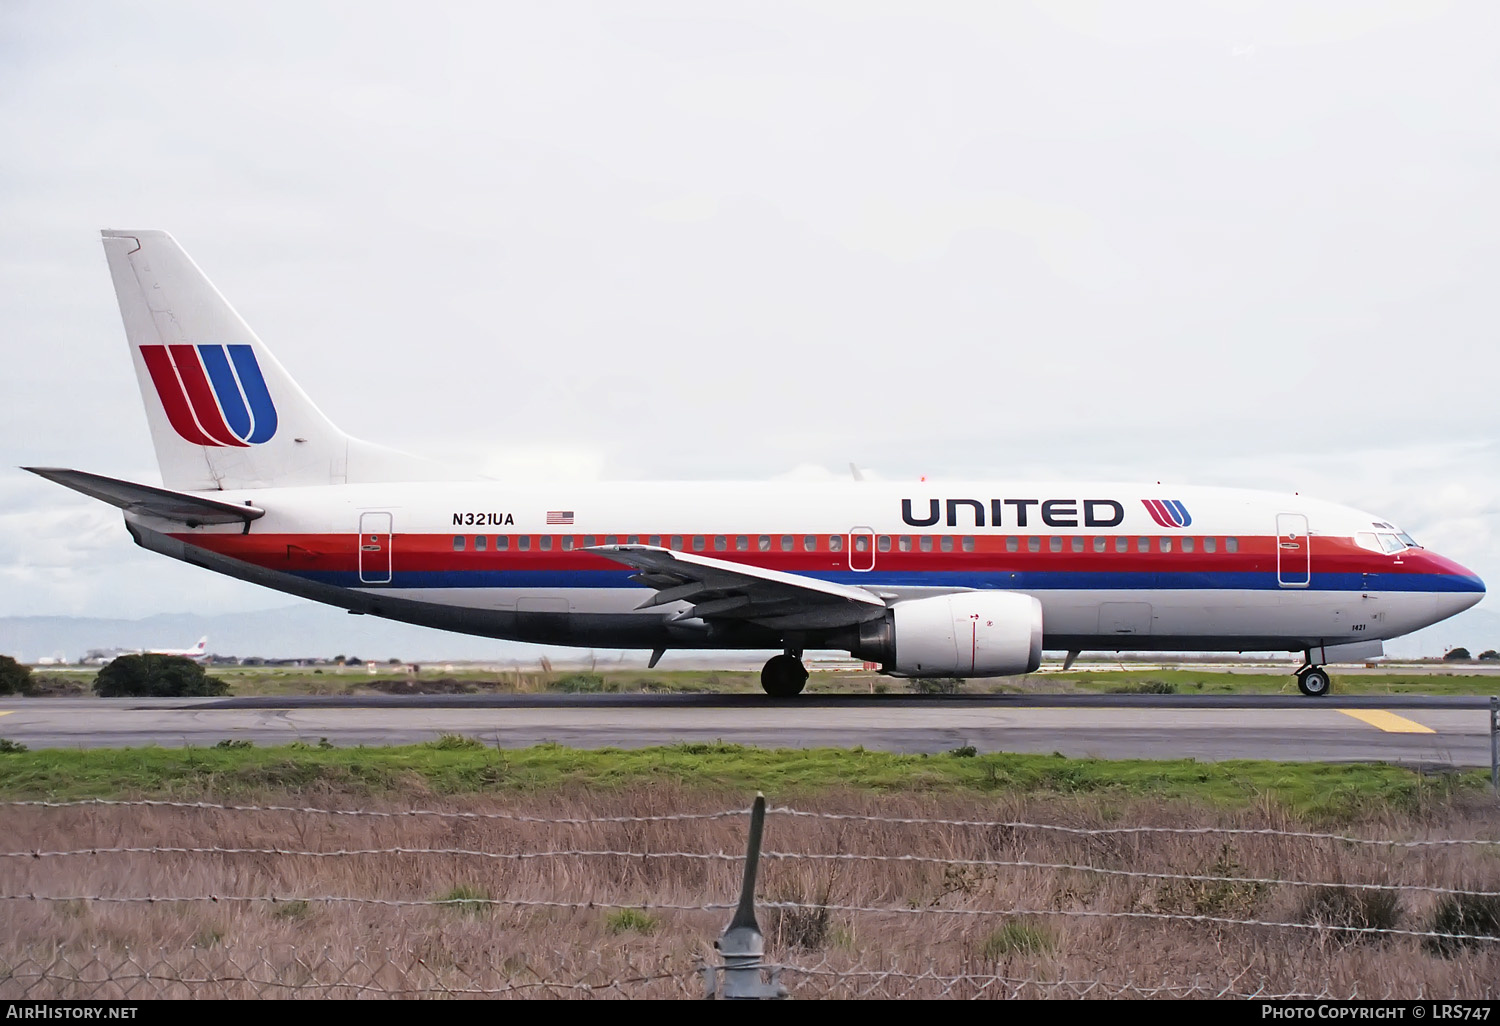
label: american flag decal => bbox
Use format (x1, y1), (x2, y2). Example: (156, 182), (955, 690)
(545, 511), (575, 525)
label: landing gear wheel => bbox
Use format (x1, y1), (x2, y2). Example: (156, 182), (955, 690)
(1297, 666), (1331, 697)
(761, 654), (809, 697)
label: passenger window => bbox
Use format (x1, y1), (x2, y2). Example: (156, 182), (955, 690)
(452, 536), (465, 551)
(1071, 537), (1084, 553)
(920, 536), (933, 552)
(562, 537), (573, 551)
(758, 535), (772, 552)
(878, 535), (891, 552)
(853, 535), (869, 552)
(1005, 537), (1018, 553)
(941, 537), (954, 552)
(1028, 537), (1041, 553)
(1093, 537), (1106, 553)
(540, 536), (553, 551)
(714, 535), (727, 551)
(1137, 537), (1150, 553)
(1158, 538), (1171, 553)
(645, 535), (657, 546)
(1049, 537), (1062, 553)
(496, 536), (508, 551)
(781, 535), (793, 552)
(670, 535), (683, 550)
(1204, 538), (1217, 553)
(1226, 537), (1239, 553)
(693, 536), (705, 552)
(1181, 537), (1193, 552)
(736, 536), (749, 551)
(1115, 537), (1128, 553)
(898, 536), (912, 552)
(830, 536), (844, 552)
(584, 536), (595, 546)
(518, 536), (531, 551)
(961, 536), (975, 552)
(804, 536), (817, 551)
(474, 535), (487, 552)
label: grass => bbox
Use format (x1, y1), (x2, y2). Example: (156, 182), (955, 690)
(22, 664), (1500, 698)
(9, 785), (1495, 998)
(0, 741), (1488, 820)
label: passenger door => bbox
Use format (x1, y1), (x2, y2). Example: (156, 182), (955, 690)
(1276, 513), (1310, 588)
(358, 511), (392, 584)
(849, 527), (875, 572)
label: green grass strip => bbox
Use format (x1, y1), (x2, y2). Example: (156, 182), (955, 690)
(0, 740), (1488, 821)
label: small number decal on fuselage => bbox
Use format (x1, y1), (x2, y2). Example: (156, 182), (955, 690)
(452, 512), (514, 526)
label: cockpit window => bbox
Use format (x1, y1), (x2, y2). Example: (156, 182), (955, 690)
(1356, 532), (1381, 553)
(1377, 533), (1405, 554)
(1397, 532), (1419, 548)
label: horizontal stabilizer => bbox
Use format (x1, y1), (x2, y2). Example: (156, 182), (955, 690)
(23, 467), (264, 526)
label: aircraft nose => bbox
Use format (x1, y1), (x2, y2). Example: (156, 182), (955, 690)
(1435, 553), (1485, 616)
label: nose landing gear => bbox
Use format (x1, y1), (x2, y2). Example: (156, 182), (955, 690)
(1296, 663), (1332, 697)
(761, 652), (808, 697)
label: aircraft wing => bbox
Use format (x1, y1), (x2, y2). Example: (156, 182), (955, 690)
(23, 467), (264, 527)
(583, 544), (888, 630)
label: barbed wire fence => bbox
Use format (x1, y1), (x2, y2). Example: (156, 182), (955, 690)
(2, 796), (1498, 999)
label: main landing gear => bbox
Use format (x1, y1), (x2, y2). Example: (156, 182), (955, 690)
(761, 652), (809, 697)
(1296, 662), (1332, 697)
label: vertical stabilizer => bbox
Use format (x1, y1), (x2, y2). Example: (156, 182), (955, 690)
(100, 230), (451, 491)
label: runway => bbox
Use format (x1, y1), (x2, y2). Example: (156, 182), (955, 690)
(1, 694), (1496, 767)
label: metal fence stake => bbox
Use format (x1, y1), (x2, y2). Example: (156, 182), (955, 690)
(705, 793), (787, 1000)
(1490, 696), (1498, 798)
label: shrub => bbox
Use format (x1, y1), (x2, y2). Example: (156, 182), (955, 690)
(214, 739), (254, 750)
(605, 908), (659, 935)
(948, 745), (978, 758)
(979, 919), (1054, 959)
(1425, 893), (1500, 956)
(0, 738), (27, 753)
(1479, 650), (1500, 661)
(0, 656), (33, 695)
(425, 733), (484, 750)
(552, 673), (613, 693)
(1297, 886), (1402, 945)
(1107, 679), (1177, 694)
(907, 677), (961, 695)
(1442, 647), (1472, 662)
(437, 885), (491, 917)
(92, 654), (229, 697)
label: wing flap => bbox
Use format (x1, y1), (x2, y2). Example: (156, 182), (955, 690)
(24, 467), (264, 526)
(586, 544), (887, 630)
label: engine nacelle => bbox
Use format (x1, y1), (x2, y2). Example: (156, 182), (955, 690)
(856, 592), (1043, 677)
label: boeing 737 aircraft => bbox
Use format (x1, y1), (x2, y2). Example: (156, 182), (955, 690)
(25, 231), (1486, 697)
(144, 637), (209, 660)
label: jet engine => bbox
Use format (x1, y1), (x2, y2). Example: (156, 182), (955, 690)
(851, 592), (1043, 677)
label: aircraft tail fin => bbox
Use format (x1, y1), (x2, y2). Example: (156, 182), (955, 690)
(100, 230), (454, 491)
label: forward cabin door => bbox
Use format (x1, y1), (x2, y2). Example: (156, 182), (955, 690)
(849, 527), (876, 572)
(1276, 513), (1310, 588)
(358, 511), (393, 584)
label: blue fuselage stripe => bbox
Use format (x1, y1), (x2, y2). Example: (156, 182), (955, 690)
(286, 569), (1487, 594)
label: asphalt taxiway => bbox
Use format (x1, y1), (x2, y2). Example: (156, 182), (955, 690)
(1, 693), (1495, 767)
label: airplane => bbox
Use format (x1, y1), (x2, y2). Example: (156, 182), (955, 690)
(23, 230), (1486, 699)
(144, 636), (209, 660)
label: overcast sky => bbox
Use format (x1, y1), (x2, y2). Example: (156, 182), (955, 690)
(2, 1), (1498, 625)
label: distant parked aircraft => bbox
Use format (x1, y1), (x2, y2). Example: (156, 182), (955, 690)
(143, 636), (209, 660)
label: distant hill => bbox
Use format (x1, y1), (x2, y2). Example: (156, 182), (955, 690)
(5, 600), (1495, 666)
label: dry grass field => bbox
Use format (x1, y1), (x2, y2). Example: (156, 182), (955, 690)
(3, 784), (1498, 999)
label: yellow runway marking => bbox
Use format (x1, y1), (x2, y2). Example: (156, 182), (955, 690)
(1339, 709), (1435, 734)
(0, 711), (11, 717)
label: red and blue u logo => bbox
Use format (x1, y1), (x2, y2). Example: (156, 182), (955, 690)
(141, 344), (277, 447)
(1142, 499), (1192, 528)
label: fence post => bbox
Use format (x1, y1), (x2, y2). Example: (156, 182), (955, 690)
(1490, 696), (1498, 798)
(704, 793), (787, 1000)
